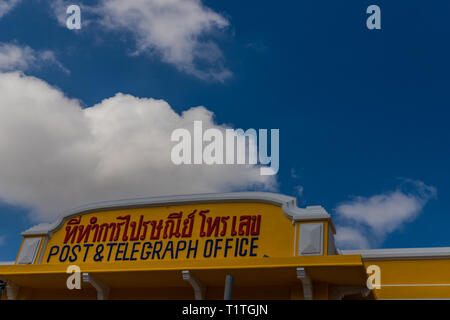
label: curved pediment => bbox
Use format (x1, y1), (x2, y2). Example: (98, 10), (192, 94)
(22, 192), (331, 237)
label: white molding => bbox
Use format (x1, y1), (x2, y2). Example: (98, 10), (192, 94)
(182, 270), (206, 300)
(224, 274), (234, 300)
(16, 237), (41, 265)
(296, 267), (313, 300)
(293, 223), (297, 257)
(341, 247), (450, 260)
(327, 224), (337, 255)
(0, 277), (20, 300)
(298, 222), (323, 256)
(22, 192), (332, 236)
(5, 282), (20, 300)
(82, 273), (110, 300)
(36, 236), (49, 264)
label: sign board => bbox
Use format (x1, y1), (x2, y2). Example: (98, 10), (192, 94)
(42, 202), (296, 264)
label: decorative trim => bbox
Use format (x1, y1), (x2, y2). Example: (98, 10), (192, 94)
(298, 223), (323, 256)
(22, 192), (332, 236)
(37, 236), (49, 265)
(341, 247), (450, 260)
(327, 224), (337, 255)
(296, 267), (313, 300)
(182, 270), (206, 300)
(16, 237), (41, 265)
(293, 223), (297, 257)
(224, 274), (234, 300)
(82, 273), (110, 300)
(0, 278), (20, 300)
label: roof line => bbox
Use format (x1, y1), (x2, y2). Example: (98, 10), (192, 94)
(341, 247), (450, 260)
(22, 192), (332, 236)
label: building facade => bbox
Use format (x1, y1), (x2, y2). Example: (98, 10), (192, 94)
(0, 192), (449, 300)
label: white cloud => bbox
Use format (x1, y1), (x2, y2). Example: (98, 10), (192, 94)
(94, 0), (231, 81)
(337, 190), (423, 234)
(0, 0), (20, 18)
(50, 0), (69, 26)
(51, 0), (93, 29)
(0, 43), (69, 74)
(334, 227), (370, 250)
(335, 180), (436, 249)
(0, 43), (34, 71)
(0, 72), (276, 222)
(52, 0), (231, 80)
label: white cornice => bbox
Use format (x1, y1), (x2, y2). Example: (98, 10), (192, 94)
(341, 247), (450, 260)
(22, 192), (332, 236)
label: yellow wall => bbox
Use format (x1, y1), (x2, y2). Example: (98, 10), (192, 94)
(41, 202), (298, 266)
(9, 199), (450, 300)
(363, 259), (450, 299)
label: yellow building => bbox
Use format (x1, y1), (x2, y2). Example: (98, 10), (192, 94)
(0, 192), (449, 300)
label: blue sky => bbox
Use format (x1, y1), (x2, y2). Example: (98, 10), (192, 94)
(0, 0), (449, 261)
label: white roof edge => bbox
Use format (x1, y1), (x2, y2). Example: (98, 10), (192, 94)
(22, 192), (332, 236)
(340, 247), (450, 260)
